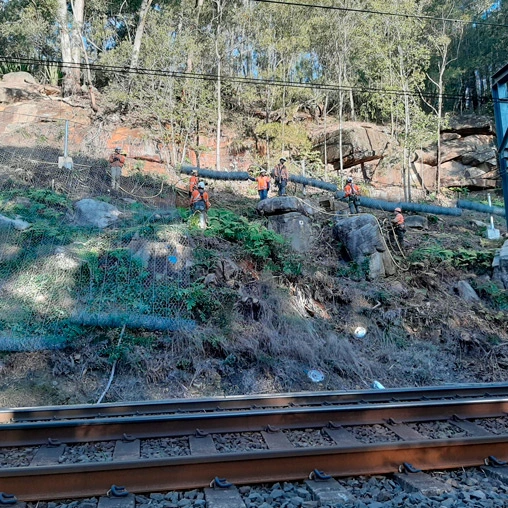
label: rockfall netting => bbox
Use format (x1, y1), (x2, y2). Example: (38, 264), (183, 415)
(0, 114), (193, 351)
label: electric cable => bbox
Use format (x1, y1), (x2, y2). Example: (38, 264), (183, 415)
(251, 0), (508, 29)
(0, 56), (494, 104)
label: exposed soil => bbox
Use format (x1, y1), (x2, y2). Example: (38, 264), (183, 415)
(0, 166), (507, 408)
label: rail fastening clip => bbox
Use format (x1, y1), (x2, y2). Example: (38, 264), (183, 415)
(399, 462), (422, 474)
(0, 493), (17, 505)
(108, 485), (129, 498)
(210, 477), (233, 489)
(485, 456), (508, 467)
(309, 469), (332, 481)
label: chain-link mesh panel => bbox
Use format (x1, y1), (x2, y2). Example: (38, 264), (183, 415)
(0, 114), (192, 350)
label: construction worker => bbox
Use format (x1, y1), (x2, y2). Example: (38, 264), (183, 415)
(190, 181), (210, 229)
(272, 157), (289, 196)
(344, 177), (361, 214)
(189, 169), (199, 197)
(108, 147), (126, 191)
(250, 169), (271, 200)
(190, 181), (211, 212)
(392, 207), (406, 248)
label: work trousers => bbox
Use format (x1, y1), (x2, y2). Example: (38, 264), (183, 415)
(110, 166), (122, 190)
(277, 180), (287, 196)
(348, 196), (361, 214)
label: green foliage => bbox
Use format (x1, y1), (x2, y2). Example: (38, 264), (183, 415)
(449, 187), (470, 198)
(473, 281), (508, 311)
(206, 209), (284, 262)
(337, 259), (370, 279)
(254, 122), (312, 155)
(409, 245), (493, 272)
(174, 283), (237, 325)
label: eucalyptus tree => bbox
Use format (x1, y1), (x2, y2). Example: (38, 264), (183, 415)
(243, 1), (315, 164)
(310, 0), (365, 184)
(0, 0), (59, 74)
(357, 0), (432, 200)
(423, 0), (468, 193)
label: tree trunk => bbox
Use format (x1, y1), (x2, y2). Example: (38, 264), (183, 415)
(130, 0), (154, 71)
(57, 0), (81, 97)
(215, 37), (222, 171)
(324, 93), (328, 179)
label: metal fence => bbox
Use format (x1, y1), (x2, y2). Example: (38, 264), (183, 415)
(0, 113), (193, 350)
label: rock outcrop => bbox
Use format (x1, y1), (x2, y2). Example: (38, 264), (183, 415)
(257, 196), (315, 253)
(333, 214), (396, 279)
(310, 115), (499, 200)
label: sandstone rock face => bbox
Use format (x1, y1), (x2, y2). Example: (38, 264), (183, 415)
(311, 115), (499, 198)
(312, 121), (394, 171)
(0, 72), (91, 143)
(332, 214), (395, 279)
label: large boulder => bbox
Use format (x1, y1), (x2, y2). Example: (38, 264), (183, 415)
(72, 199), (121, 228)
(311, 121), (394, 171)
(256, 196), (314, 217)
(333, 214), (395, 279)
(267, 212), (315, 253)
(0, 214), (31, 231)
(127, 234), (191, 283)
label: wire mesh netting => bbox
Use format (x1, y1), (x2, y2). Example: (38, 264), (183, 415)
(0, 113), (193, 350)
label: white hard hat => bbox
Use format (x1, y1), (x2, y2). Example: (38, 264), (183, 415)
(197, 181), (205, 189)
(394, 207), (402, 213)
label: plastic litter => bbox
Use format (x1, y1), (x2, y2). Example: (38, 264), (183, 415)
(372, 380), (385, 390)
(354, 326), (367, 339)
(307, 369), (325, 383)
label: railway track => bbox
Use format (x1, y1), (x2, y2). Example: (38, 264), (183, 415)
(2, 383), (508, 502)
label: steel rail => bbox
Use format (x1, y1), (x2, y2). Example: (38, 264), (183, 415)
(1, 398), (507, 447)
(2, 383), (508, 423)
(2, 436), (508, 501)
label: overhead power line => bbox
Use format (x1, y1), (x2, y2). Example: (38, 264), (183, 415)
(251, 0), (508, 29)
(0, 56), (492, 104)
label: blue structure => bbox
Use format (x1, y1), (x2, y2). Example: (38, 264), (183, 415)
(491, 65), (508, 229)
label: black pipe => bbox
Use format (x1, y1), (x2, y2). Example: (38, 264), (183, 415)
(181, 165), (250, 181)
(182, 166), (508, 218)
(457, 199), (506, 218)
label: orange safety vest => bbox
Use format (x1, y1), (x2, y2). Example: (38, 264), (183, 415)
(256, 175), (270, 190)
(109, 153), (125, 167)
(392, 212), (405, 227)
(189, 175), (199, 193)
(344, 183), (360, 197)
(190, 189), (210, 209)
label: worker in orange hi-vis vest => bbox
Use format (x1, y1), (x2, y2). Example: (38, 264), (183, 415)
(344, 177), (361, 214)
(249, 169), (271, 200)
(392, 207), (406, 248)
(189, 181), (210, 229)
(190, 181), (211, 211)
(189, 169), (199, 197)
